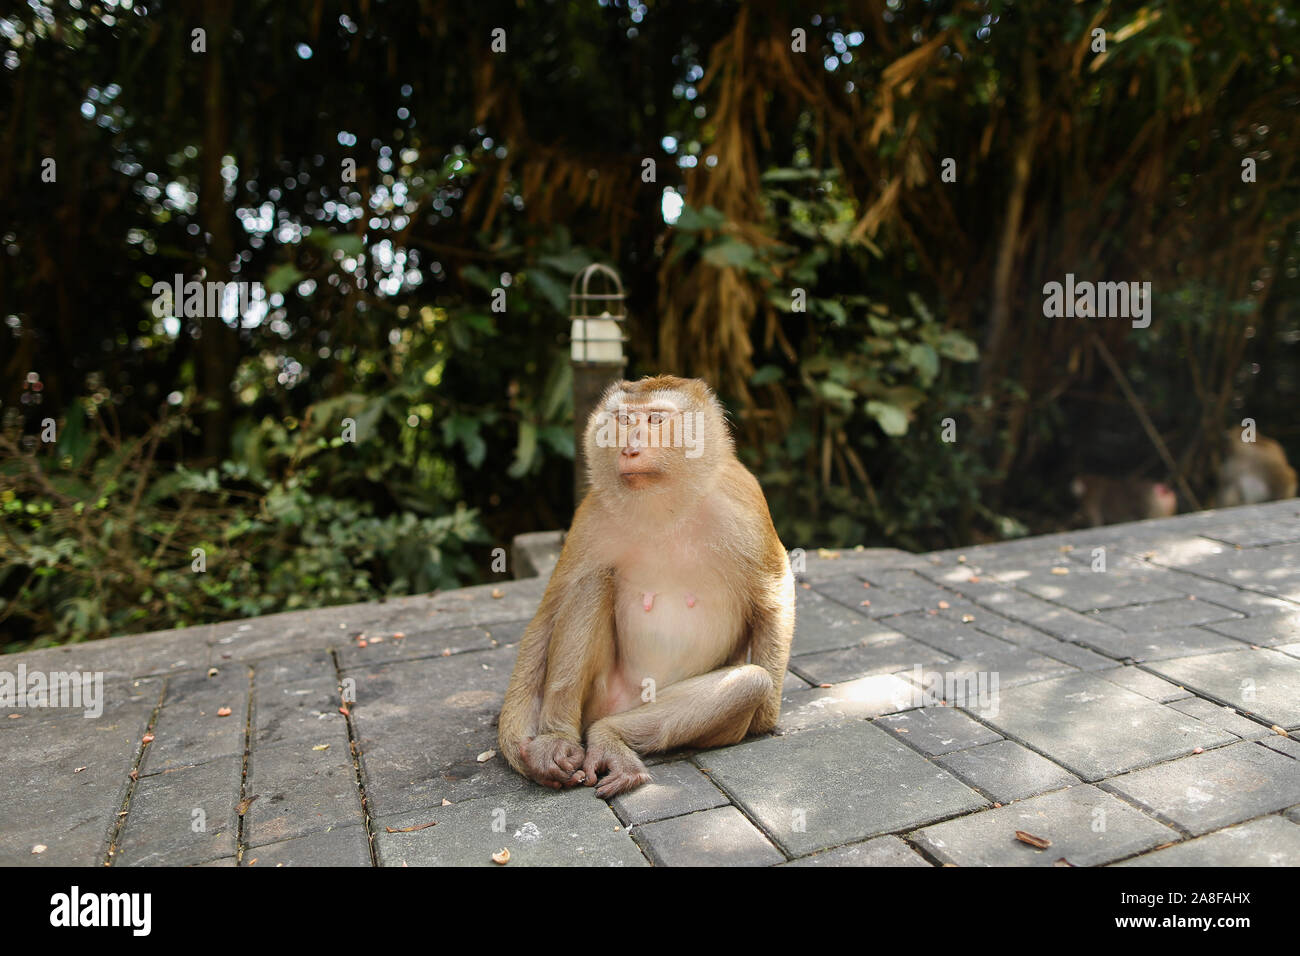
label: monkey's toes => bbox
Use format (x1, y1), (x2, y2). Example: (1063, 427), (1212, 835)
(594, 768), (653, 798)
(521, 735), (587, 788)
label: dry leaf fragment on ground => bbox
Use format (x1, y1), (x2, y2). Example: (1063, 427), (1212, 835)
(1015, 830), (1052, 849)
(385, 820), (438, 833)
(32, 845), (46, 854)
(477, 749), (496, 763)
(217, 707), (232, 717)
(236, 795), (259, 816)
(491, 588), (505, 598)
(442, 799), (452, 806)
(141, 732), (155, 744)
(492, 848), (510, 864)
(312, 744), (330, 751)
(1273, 725), (1291, 737)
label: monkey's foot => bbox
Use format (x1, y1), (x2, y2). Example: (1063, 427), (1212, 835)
(581, 734), (652, 798)
(520, 734), (587, 790)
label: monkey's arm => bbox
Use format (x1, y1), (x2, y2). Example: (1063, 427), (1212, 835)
(744, 562), (795, 735)
(498, 501), (614, 777)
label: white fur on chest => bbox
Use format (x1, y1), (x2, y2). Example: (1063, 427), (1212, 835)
(611, 537), (746, 689)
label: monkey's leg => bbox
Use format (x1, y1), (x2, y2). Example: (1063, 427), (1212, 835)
(581, 664), (773, 797)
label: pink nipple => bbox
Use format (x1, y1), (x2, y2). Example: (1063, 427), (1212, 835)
(685, 593), (697, 608)
(642, 592), (655, 612)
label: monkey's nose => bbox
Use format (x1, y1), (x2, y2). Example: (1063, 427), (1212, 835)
(622, 447), (640, 458)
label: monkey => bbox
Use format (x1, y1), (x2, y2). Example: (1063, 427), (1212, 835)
(1216, 430), (1297, 508)
(498, 375), (795, 797)
(1070, 474), (1177, 527)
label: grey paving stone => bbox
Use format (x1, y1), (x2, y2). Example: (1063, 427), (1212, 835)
(141, 667), (249, 774)
(972, 672), (1236, 782)
(876, 707), (1002, 756)
(244, 734), (363, 848)
(1288, 805), (1300, 824)
(609, 760), (729, 825)
(1276, 642), (1300, 659)
(5, 626), (212, 682)
(1092, 598), (1243, 633)
(1014, 567), (1186, 612)
(1074, 626), (1246, 663)
(253, 675), (346, 746)
(782, 834), (932, 867)
(698, 721), (987, 857)
(777, 674), (919, 734)
(793, 548), (931, 583)
(423, 577), (549, 628)
(1258, 734), (1300, 759)
(1096, 666), (1192, 703)
(245, 825), (371, 867)
(888, 612), (1023, 660)
(632, 806), (785, 866)
(1205, 612), (1300, 647)
(1105, 741), (1300, 835)
(900, 648), (1078, 700)
(1166, 698), (1271, 740)
(251, 650), (336, 685)
(1033, 641), (1121, 671)
(789, 631), (951, 686)
(346, 651), (526, 816)
(814, 576), (948, 619)
(971, 617), (1060, 649)
(911, 785), (1178, 866)
(195, 856), (237, 866)
(116, 755), (242, 866)
(971, 590), (1130, 647)
(791, 587), (878, 653)
(1147, 648), (1300, 730)
(373, 789), (647, 866)
(335, 625), (496, 669)
(1117, 815), (1300, 867)
(1154, 572), (1300, 617)
(935, 740), (1081, 804)
(0, 695), (154, 865)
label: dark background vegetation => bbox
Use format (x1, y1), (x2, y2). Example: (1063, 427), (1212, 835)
(2, 0), (1298, 650)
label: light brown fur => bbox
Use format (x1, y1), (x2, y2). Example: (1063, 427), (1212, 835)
(1216, 430), (1297, 508)
(1070, 474), (1177, 527)
(498, 375), (795, 797)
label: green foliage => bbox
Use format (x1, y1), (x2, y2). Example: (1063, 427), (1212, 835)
(0, 401), (487, 651)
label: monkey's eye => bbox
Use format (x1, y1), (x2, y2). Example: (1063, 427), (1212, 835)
(618, 413), (635, 427)
(647, 412), (667, 425)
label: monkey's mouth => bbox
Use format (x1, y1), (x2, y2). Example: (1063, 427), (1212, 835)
(618, 469), (663, 485)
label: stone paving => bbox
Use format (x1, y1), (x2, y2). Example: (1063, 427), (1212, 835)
(5, 500), (1300, 866)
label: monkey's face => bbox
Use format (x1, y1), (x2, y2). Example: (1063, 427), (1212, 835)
(584, 376), (730, 500)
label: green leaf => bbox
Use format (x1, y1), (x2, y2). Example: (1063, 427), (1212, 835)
(751, 364), (785, 386)
(701, 237), (758, 271)
(674, 204), (728, 232)
(866, 400), (910, 436)
(935, 330), (979, 362)
(907, 343), (940, 386)
(507, 421), (539, 478)
(265, 263), (305, 295)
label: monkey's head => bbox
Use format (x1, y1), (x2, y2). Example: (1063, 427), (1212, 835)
(1147, 482), (1177, 518)
(584, 375), (732, 502)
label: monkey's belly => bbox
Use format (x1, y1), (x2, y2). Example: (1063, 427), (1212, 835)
(596, 584), (745, 718)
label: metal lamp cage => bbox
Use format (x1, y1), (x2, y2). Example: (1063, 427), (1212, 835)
(569, 263), (628, 366)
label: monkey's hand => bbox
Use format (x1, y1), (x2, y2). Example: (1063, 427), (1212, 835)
(519, 734), (587, 790)
(581, 726), (652, 798)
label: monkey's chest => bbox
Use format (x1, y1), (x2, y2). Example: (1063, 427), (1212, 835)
(611, 558), (746, 687)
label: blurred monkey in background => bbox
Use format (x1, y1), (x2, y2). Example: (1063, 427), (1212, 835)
(1071, 474), (1178, 527)
(1216, 427), (1297, 507)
